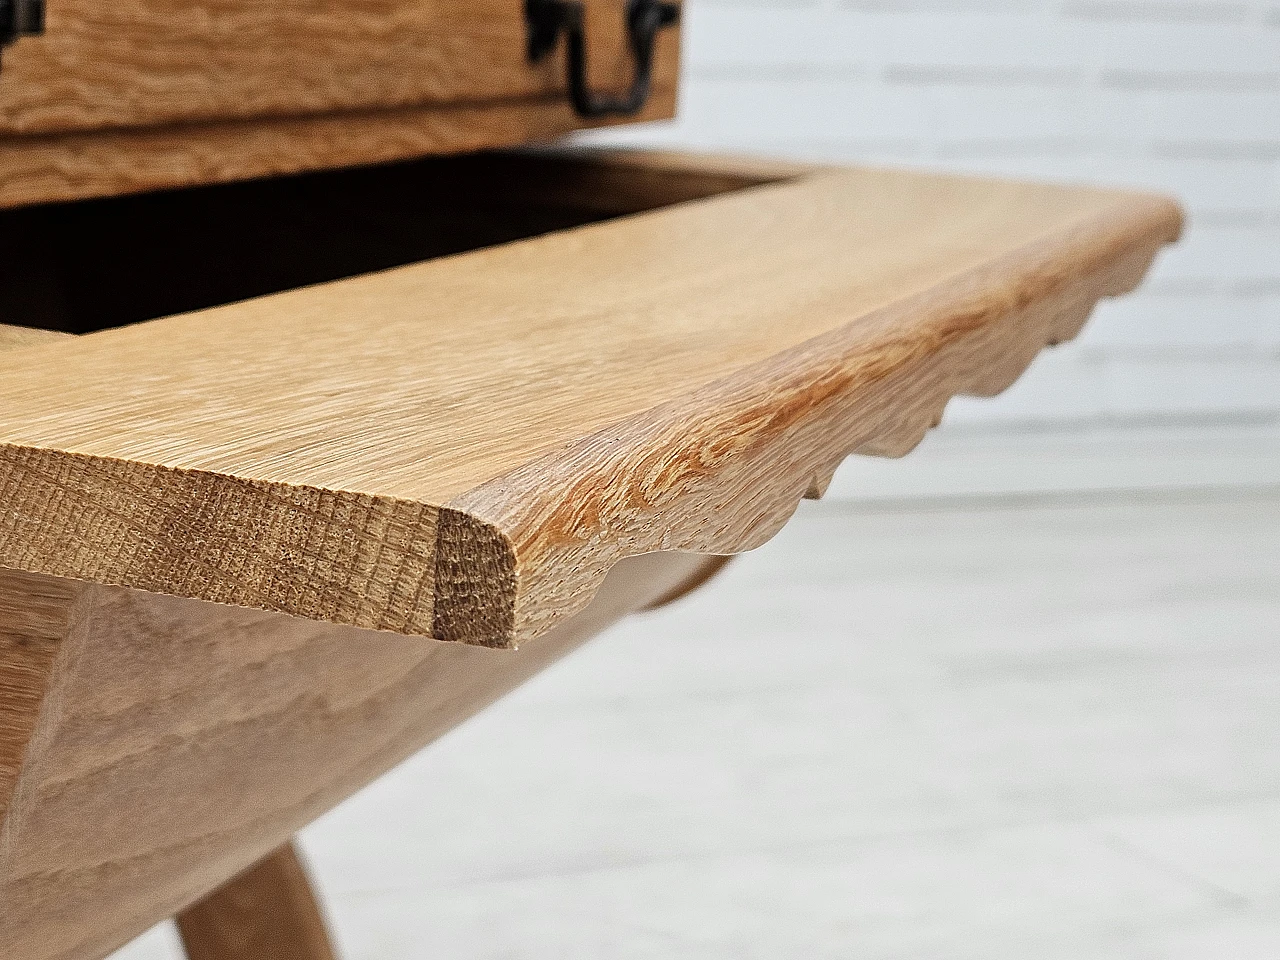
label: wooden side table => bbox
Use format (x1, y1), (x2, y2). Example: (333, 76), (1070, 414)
(0, 7), (1181, 955)
(0, 147), (1180, 960)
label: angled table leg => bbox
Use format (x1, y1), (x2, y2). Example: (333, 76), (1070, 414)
(176, 842), (337, 960)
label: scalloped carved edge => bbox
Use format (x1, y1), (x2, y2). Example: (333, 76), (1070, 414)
(447, 200), (1181, 646)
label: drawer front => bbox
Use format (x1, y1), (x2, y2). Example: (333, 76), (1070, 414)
(0, 0), (680, 135)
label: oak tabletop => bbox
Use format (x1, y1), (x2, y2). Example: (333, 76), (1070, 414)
(0, 155), (1181, 648)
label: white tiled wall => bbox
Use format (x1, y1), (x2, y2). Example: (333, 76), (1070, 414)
(592, 0), (1280, 427)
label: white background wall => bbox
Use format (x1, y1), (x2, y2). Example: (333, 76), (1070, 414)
(593, 0), (1280, 428)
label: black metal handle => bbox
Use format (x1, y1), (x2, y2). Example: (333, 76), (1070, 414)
(526, 0), (679, 119)
(0, 0), (43, 70)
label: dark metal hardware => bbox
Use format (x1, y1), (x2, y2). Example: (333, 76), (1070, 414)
(526, 0), (679, 119)
(0, 0), (43, 69)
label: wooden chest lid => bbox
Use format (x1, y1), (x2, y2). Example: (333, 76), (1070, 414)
(0, 0), (682, 206)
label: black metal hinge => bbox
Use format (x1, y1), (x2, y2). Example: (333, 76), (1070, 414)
(0, 0), (44, 70)
(526, 0), (679, 119)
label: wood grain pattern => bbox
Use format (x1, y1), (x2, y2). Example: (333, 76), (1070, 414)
(0, 552), (720, 960)
(0, 324), (70, 350)
(0, 90), (678, 210)
(0, 155), (1182, 649)
(0, 0), (680, 136)
(0, 570), (77, 831)
(0, 330), (74, 834)
(176, 843), (336, 960)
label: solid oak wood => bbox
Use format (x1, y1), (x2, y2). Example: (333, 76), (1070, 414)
(0, 324), (69, 349)
(5, 203), (738, 960)
(0, 151), (1180, 960)
(176, 843), (336, 960)
(0, 312), (721, 957)
(0, 0), (680, 207)
(0, 89), (679, 210)
(0, 332), (72, 840)
(0, 153), (1183, 650)
(0, 551), (722, 960)
(0, 0), (679, 136)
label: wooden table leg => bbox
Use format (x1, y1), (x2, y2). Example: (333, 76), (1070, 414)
(176, 842), (337, 960)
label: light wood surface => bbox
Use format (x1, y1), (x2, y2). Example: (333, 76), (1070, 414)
(0, 324), (69, 350)
(176, 843), (336, 960)
(0, 551), (721, 960)
(0, 153), (1182, 649)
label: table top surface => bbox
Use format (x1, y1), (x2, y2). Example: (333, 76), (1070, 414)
(0, 154), (1181, 647)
